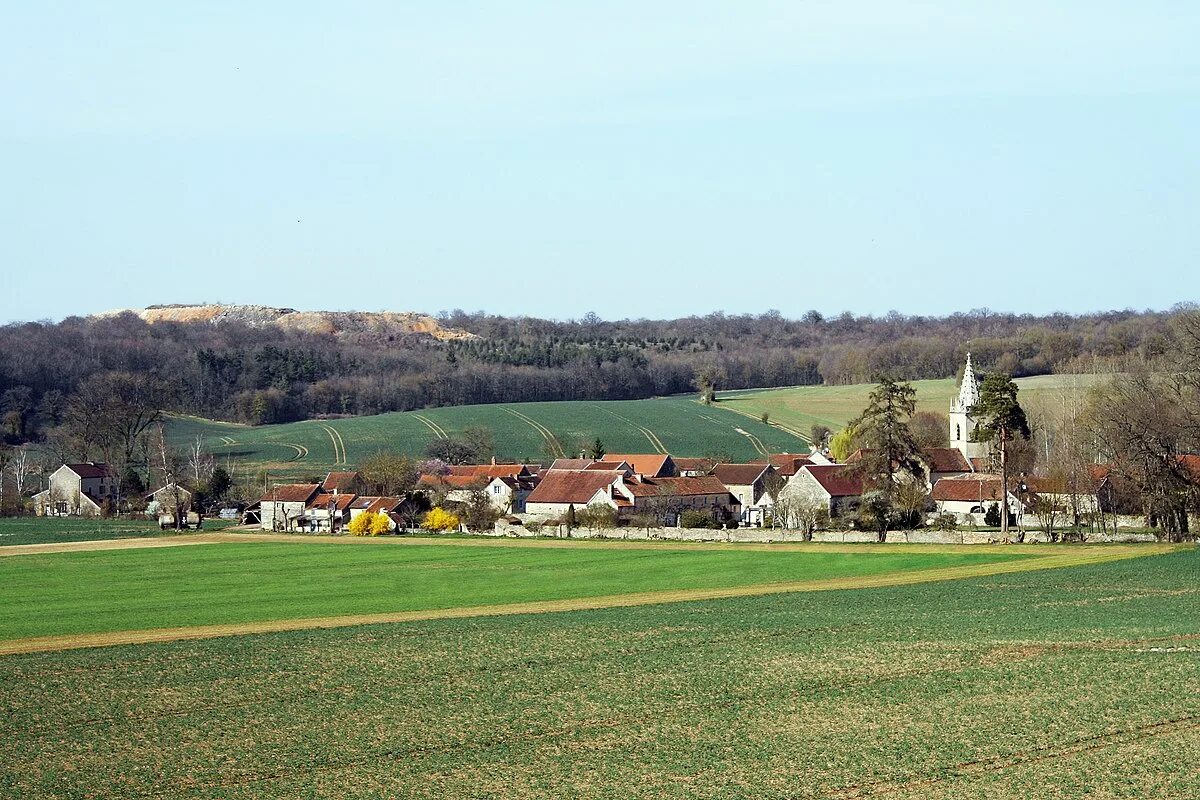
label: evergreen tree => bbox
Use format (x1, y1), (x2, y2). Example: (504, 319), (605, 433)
(847, 377), (922, 540)
(969, 373), (1031, 541)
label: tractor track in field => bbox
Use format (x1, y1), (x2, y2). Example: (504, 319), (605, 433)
(592, 405), (668, 454)
(0, 544), (1164, 656)
(735, 427), (770, 456)
(411, 413), (448, 440)
(319, 424), (347, 464)
(501, 407), (566, 457)
(279, 443), (307, 461)
(695, 400), (813, 445)
(821, 712), (1200, 799)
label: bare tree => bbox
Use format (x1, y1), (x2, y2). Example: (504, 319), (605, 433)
(8, 445), (32, 498)
(188, 435), (214, 487)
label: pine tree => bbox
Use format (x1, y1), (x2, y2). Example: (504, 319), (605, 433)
(969, 373), (1031, 541)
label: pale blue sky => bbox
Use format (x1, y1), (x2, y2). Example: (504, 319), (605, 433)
(3, 2), (1198, 323)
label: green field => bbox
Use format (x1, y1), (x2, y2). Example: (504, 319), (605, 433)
(719, 374), (1103, 439)
(167, 395), (813, 474)
(0, 539), (1031, 641)
(0, 517), (236, 548)
(0, 542), (1193, 799)
(167, 375), (1102, 475)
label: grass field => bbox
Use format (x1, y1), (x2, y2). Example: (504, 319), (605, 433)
(0, 517), (236, 548)
(0, 541), (1193, 799)
(718, 374), (1104, 440)
(0, 538), (1035, 642)
(166, 375), (1102, 475)
(166, 395), (813, 474)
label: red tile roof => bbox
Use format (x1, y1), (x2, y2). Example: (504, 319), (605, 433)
(584, 461), (631, 472)
(673, 457), (715, 474)
(755, 453), (812, 476)
(922, 448), (972, 474)
(447, 464), (531, 479)
(624, 476), (734, 499)
(365, 496), (403, 514)
(418, 474), (489, 489)
(262, 483), (321, 503)
(931, 476), (1006, 503)
(525, 470), (620, 505)
(801, 465), (865, 497)
(309, 492), (357, 511)
(846, 447), (971, 475)
(321, 471), (362, 491)
(712, 464), (770, 486)
(604, 454), (676, 477)
(549, 458), (595, 471)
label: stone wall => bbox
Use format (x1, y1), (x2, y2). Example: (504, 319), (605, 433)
(489, 521), (1163, 544)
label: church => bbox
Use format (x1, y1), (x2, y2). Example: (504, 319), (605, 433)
(949, 354), (990, 466)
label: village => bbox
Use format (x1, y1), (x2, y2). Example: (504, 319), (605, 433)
(28, 357), (1181, 544)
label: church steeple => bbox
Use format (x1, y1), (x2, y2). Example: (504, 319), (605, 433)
(949, 353), (987, 463)
(956, 353), (980, 411)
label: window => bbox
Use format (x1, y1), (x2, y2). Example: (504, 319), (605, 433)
(956, 424), (962, 440)
(493, 485), (501, 494)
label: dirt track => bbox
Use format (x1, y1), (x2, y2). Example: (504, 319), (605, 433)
(0, 543), (1166, 657)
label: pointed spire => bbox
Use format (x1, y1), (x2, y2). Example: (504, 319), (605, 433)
(958, 352), (980, 409)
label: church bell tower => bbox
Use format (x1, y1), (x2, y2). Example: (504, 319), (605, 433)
(949, 353), (987, 463)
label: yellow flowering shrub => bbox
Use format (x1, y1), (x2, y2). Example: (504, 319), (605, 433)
(369, 512), (392, 535)
(421, 507), (460, 532)
(347, 512), (374, 535)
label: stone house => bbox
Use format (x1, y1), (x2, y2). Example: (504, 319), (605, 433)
(33, 463), (119, 517)
(931, 474), (1025, 525)
(712, 463), (778, 526)
(418, 464), (538, 512)
(259, 483), (321, 531)
(301, 491), (358, 532)
(779, 464), (865, 519)
(145, 483), (193, 514)
(524, 469), (740, 526)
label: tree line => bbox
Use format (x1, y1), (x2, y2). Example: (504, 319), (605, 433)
(1, 305), (1187, 445)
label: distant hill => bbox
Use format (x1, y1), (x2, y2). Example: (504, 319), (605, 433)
(167, 395), (812, 474)
(94, 304), (476, 342)
(166, 374), (1098, 476)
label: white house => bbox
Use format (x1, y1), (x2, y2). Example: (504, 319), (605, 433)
(259, 483), (321, 531)
(417, 464), (538, 512)
(931, 474), (1024, 525)
(33, 463), (120, 517)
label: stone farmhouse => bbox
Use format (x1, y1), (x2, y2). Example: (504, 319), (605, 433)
(33, 463), (120, 517)
(931, 474), (1025, 525)
(146, 483), (193, 514)
(711, 463), (778, 526)
(417, 464), (539, 512)
(258, 483), (322, 531)
(779, 464), (866, 519)
(523, 465), (741, 526)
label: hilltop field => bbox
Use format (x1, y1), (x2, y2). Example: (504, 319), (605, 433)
(0, 530), (1193, 799)
(718, 374), (1105, 442)
(168, 374), (1101, 473)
